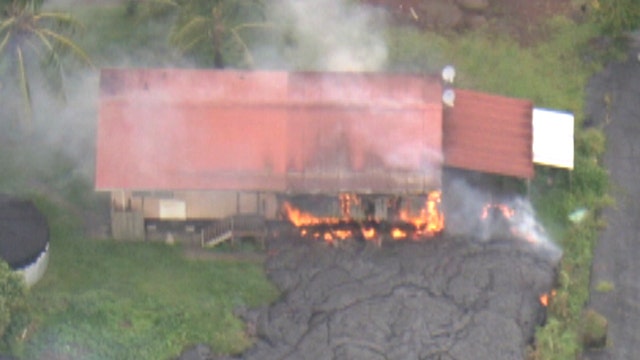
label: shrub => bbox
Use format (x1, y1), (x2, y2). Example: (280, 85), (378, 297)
(591, 0), (640, 36)
(0, 261), (29, 351)
(581, 308), (608, 349)
(594, 280), (614, 293)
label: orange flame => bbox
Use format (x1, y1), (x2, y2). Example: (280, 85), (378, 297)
(282, 190), (444, 244)
(481, 203), (515, 220)
(539, 290), (557, 307)
(481, 202), (541, 244)
(323, 232), (334, 243)
(391, 228), (407, 239)
(362, 227), (377, 240)
(282, 202), (340, 227)
(334, 229), (353, 240)
(398, 191), (445, 237)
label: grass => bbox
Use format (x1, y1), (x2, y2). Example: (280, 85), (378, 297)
(2, 5), (280, 359)
(595, 280), (615, 293)
(0, 137), (278, 359)
(14, 198), (278, 360)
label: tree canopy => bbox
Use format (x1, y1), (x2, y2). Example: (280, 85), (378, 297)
(0, 0), (92, 128)
(143, 0), (272, 68)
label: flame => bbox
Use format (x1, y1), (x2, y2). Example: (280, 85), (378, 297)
(333, 229), (353, 240)
(539, 290), (557, 307)
(339, 193), (360, 218)
(480, 202), (542, 244)
(362, 227), (377, 240)
(282, 202), (340, 227)
(391, 228), (407, 239)
(282, 190), (444, 244)
(323, 232), (334, 243)
(398, 191), (445, 237)
(481, 203), (515, 220)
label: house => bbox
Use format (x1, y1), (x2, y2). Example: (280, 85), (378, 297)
(95, 68), (571, 240)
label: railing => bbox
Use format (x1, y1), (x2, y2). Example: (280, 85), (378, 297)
(201, 214), (267, 248)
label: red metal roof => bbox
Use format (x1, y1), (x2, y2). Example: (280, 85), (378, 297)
(96, 69), (443, 193)
(443, 89), (534, 179)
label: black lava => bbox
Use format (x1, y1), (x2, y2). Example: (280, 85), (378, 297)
(213, 233), (558, 360)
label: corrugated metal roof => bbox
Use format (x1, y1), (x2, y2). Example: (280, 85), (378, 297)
(96, 69), (443, 193)
(443, 89), (534, 179)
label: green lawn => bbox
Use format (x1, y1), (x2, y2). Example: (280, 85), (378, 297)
(18, 204), (277, 359)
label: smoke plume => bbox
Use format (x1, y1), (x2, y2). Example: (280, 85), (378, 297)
(444, 179), (562, 261)
(261, 0), (389, 71)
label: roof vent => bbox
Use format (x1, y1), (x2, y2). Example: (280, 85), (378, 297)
(441, 65), (456, 84)
(442, 89), (455, 107)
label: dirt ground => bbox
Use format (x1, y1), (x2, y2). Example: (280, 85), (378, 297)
(363, 0), (578, 44)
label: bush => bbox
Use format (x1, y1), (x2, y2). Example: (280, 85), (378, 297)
(591, 0), (640, 36)
(594, 280), (614, 293)
(0, 261), (29, 351)
(581, 308), (608, 349)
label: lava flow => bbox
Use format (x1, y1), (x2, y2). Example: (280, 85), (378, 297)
(282, 191), (444, 244)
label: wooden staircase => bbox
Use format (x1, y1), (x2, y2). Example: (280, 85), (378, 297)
(201, 214), (267, 248)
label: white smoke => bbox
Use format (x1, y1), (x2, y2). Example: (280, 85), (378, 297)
(21, 70), (100, 181)
(262, 0), (389, 71)
(444, 179), (562, 260)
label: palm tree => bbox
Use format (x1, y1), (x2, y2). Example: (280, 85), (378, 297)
(0, 0), (92, 128)
(147, 0), (272, 68)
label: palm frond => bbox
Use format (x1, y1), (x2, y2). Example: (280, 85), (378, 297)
(34, 12), (75, 23)
(39, 28), (93, 68)
(16, 46), (32, 128)
(169, 16), (208, 45)
(23, 35), (46, 58)
(0, 31), (10, 56)
(28, 29), (66, 99)
(175, 33), (207, 53)
(0, 18), (17, 33)
(35, 12), (84, 32)
(232, 22), (274, 32)
(229, 28), (253, 67)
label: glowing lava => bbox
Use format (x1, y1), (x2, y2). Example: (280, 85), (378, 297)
(539, 290), (557, 307)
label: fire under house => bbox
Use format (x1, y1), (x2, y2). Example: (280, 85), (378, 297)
(95, 68), (575, 243)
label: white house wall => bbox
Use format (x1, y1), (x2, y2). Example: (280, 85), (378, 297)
(111, 191), (279, 220)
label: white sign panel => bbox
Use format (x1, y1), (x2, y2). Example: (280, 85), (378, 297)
(532, 108), (574, 169)
(159, 199), (187, 220)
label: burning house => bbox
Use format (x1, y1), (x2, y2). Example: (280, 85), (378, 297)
(95, 68), (572, 243)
